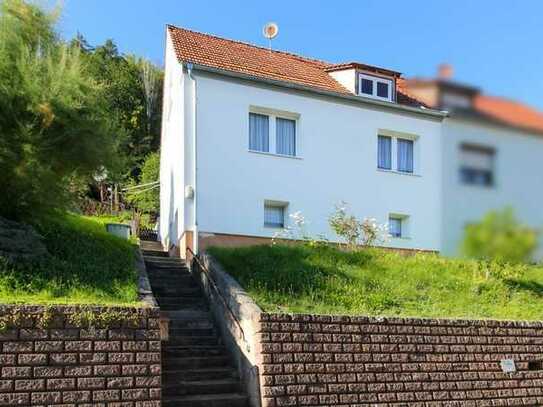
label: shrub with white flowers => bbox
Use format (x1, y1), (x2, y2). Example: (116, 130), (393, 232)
(329, 202), (389, 250)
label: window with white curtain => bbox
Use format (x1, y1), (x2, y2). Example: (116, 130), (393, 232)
(397, 139), (414, 173)
(377, 133), (417, 174)
(377, 135), (392, 170)
(459, 144), (495, 186)
(276, 118), (296, 156)
(264, 202), (286, 228)
(249, 112), (269, 152)
(249, 110), (298, 157)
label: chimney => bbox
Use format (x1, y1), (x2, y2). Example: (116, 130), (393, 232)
(438, 64), (453, 80)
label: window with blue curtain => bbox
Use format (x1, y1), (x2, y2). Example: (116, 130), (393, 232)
(397, 139), (414, 173)
(389, 217), (402, 238)
(276, 118), (296, 156)
(377, 135), (392, 170)
(249, 113), (269, 152)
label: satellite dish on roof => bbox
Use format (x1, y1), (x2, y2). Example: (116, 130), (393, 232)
(263, 22), (278, 50)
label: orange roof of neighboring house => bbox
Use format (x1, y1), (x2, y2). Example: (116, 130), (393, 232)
(474, 95), (543, 134)
(167, 25), (425, 108)
(404, 77), (543, 135)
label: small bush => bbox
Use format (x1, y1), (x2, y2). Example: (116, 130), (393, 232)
(328, 202), (388, 249)
(462, 208), (538, 264)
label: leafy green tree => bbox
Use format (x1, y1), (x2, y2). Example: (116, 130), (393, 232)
(77, 39), (163, 181)
(125, 152), (159, 214)
(0, 0), (119, 220)
(462, 208), (538, 264)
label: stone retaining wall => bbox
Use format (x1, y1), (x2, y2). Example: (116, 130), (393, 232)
(258, 314), (543, 407)
(0, 305), (161, 407)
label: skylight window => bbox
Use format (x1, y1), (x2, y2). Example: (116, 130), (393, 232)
(358, 73), (394, 102)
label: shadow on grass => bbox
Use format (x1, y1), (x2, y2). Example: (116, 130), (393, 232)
(208, 243), (385, 297)
(0, 213), (137, 303)
(504, 279), (543, 298)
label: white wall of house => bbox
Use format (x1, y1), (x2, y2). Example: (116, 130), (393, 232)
(441, 119), (543, 258)
(187, 73), (444, 251)
(159, 33), (186, 249)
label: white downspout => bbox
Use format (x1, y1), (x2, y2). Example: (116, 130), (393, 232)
(187, 63), (198, 255)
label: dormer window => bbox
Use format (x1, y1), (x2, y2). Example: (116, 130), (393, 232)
(358, 73), (393, 102)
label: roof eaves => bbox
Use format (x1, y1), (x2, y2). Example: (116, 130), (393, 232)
(325, 62), (402, 78)
(186, 61), (447, 119)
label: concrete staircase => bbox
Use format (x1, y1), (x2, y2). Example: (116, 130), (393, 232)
(141, 241), (248, 407)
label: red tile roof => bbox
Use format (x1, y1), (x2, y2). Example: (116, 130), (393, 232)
(474, 95), (543, 134)
(167, 25), (425, 108)
(403, 78), (543, 134)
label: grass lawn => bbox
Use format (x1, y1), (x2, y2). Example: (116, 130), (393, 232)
(0, 213), (139, 306)
(209, 244), (543, 320)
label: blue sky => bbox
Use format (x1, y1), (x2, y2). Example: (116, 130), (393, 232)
(57, 0), (543, 109)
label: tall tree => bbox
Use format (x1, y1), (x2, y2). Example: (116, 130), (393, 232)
(0, 0), (120, 220)
(80, 42), (163, 181)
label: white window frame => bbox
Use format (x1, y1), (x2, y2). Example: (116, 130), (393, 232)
(248, 107), (300, 158)
(358, 73), (394, 102)
(376, 130), (420, 175)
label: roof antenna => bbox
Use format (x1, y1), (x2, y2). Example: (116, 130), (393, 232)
(263, 22), (278, 52)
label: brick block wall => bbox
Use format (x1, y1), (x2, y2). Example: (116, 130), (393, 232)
(0, 305), (161, 407)
(258, 313), (543, 407)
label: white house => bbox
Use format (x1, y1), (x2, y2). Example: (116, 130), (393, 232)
(404, 68), (543, 258)
(159, 25), (543, 258)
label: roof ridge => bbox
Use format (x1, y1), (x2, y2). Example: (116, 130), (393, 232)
(166, 24), (334, 67)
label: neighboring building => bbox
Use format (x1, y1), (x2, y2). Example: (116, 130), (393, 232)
(403, 66), (543, 257)
(159, 25), (543, 258)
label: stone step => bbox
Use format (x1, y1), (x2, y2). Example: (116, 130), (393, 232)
(146, 265), (190, 273)
(163, 310), (212, 321)
(141, 249), (168, 257)
(153, 286), (201, 296)
(157, 297), (207, 307)
(163, 367), (239, 381)
(146, 262), (189, 270)
(165, 335), (220, 346)
(163, 355), (230, 369)
(159, 303), (209, 312)
(162, 345), (226, 358)
(163, 379), (241, 396)
(167, 327), (216, 337)
(163, 393), (247, 407)
(148, 273), (193, 281)
(168, 319), (214, 330)
(149, 277), (195, 286)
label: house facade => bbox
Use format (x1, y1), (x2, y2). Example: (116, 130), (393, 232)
(403, 72), (543, 258)
(160, 25), (543, 258)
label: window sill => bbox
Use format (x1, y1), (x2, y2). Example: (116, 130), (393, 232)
(377, 168), (420, 177)
(459, 182), (495, 189)
(264, 224), (284, 229)
(359, 93), (393, 103)
(390, 236), (412, 241)
(249, 150), (303, 160)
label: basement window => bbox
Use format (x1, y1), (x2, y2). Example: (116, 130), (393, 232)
(389, 214), (410, 239)
(264, 201), (287, 228)
(358, 73), (393, 102)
